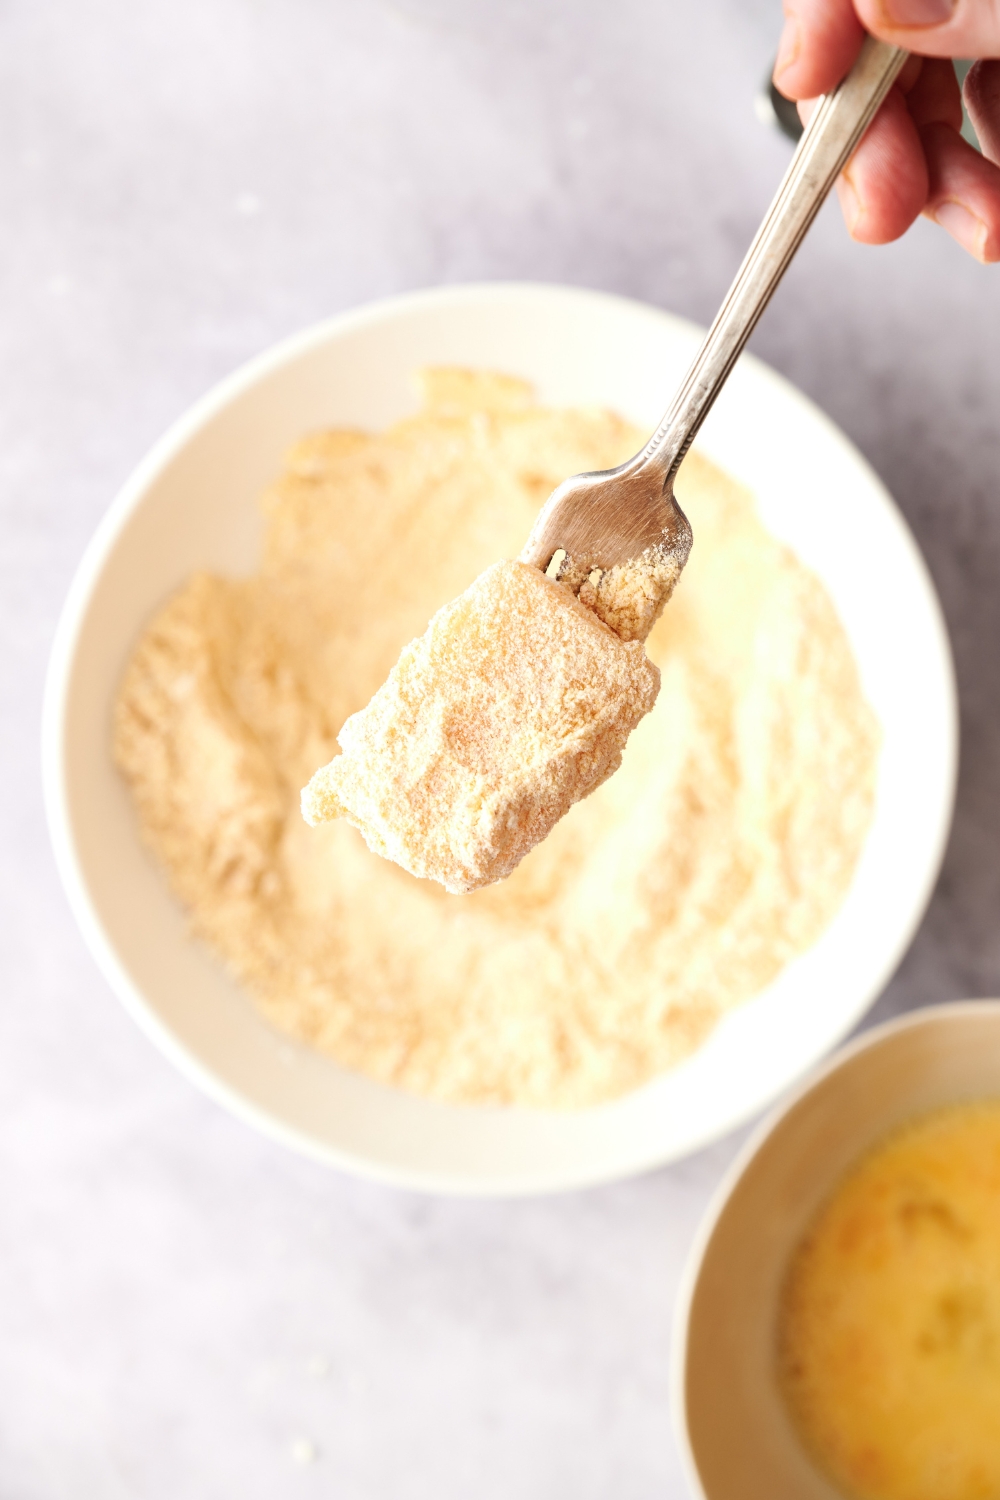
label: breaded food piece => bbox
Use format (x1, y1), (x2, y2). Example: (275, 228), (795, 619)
(301, 559), (660, 893)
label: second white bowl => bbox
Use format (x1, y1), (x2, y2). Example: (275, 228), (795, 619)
(673, 1001), (1000, 1500)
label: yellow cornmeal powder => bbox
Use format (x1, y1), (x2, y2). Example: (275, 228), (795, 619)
(114, 368), (879, 1108)
(779, 1102), (1000, 1500)
(301, 559), (661, 893)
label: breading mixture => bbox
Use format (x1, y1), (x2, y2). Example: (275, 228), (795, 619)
(301, 559), (660, 893)
(114, 369), (879, 1108)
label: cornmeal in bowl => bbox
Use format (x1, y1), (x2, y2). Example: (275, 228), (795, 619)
(114, 368), (879, 1108)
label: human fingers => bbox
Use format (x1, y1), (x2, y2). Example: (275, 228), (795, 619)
(832, 82), (929, 240)
(773, 0), (866, 101)
(920, 119), (1000, 258)
(964, 58), (1000, 161)
(853, 0), (1000, 61)
(772, 6), (1000, 257)
(905, 55), (964, 125)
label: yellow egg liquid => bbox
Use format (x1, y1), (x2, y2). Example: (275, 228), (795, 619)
(779, 1100), (1000, 1500)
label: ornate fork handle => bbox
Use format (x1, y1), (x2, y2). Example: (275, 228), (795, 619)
(643, 36), (908, 487)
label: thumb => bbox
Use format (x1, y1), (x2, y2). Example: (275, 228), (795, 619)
(853, 0), (1000, 60)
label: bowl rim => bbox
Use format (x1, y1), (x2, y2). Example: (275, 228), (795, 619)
(669, 997), (1000, 1500)
(42, 280), (960, 1193)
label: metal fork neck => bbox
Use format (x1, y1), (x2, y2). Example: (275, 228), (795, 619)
(640, 36), (907, 491)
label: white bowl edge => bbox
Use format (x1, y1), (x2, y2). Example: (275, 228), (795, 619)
(42, 282), (959, 1195)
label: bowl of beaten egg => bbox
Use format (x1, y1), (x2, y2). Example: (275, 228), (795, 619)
(674, 1001), (1000, 1500)
(43, 283), (956, 1193)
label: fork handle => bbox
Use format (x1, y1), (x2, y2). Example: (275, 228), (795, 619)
(642, 36), (908, 486)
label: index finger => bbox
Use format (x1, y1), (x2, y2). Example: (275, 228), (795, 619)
(773, 0), (867, 101)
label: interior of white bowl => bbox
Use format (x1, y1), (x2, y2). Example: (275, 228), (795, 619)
(43, 282), (957, 1193)
(675, 1001), (1000, 1500)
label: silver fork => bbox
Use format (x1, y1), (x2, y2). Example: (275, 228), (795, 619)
(520, 36), (908, 640)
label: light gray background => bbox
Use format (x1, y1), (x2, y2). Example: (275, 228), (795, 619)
(3, 1), (1000, 1495)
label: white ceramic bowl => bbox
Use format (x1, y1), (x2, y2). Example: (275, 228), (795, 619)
(43, 282), (957, 1194)
(672, 1001), (1000, 1500)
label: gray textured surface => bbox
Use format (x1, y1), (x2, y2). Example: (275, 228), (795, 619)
(3, 1), (1000, 1495)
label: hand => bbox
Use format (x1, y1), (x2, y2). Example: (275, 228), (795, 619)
(773, 0), (1000, 261)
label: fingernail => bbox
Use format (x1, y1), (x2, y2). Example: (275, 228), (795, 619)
(838, 172), (864, 235)
(879, 0), (956, 27)
(933, 199), (988, 258)
(773, 18), (800, 83)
